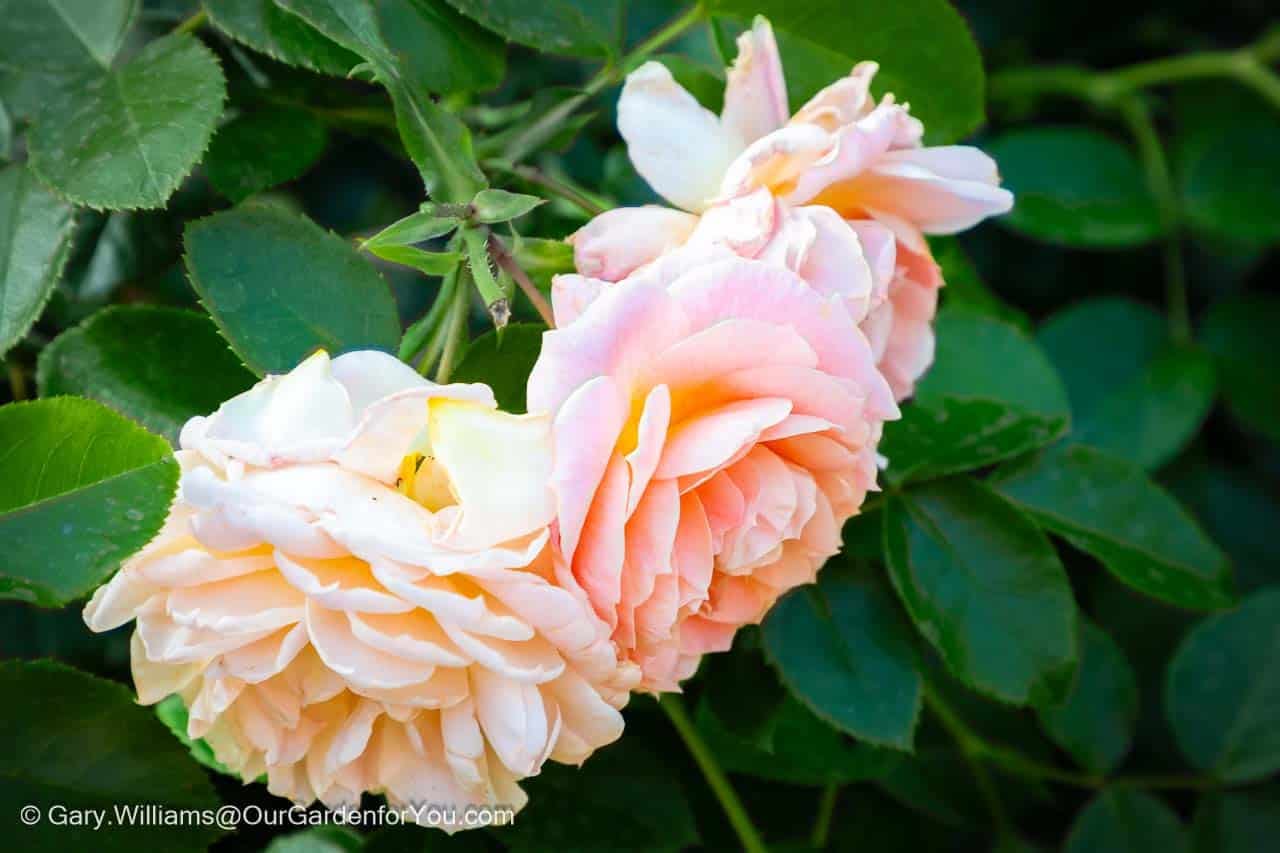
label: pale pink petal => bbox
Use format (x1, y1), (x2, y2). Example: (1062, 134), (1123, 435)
(721, 17), (789, 146)
(542, 376), (627, 563)
(550, 274), (608, 327)
(618, 62), (745, 212)
(718, 123), (831, 200)
(784, 101), (917, 205)
(656, 397), (793, 480)
(624, 384), (671, 516)
(857, 146), (1015, 234)
(569, 207), (698, 282)
(792, 61), (879, 129)
(572, 453), (629, 626)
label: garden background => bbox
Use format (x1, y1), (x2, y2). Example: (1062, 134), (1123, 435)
(1, 0), (1279, 850)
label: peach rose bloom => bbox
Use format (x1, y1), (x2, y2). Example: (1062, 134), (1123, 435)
(84, 351), (637, 831)
(572, 18), (1013, 399)
(529, 248), (898, 690)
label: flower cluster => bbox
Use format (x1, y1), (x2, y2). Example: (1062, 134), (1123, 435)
(556, 17), (1011, 686)
(83, 17), (1009, 832)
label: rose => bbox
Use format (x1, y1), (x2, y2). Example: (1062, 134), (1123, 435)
(571, 17), (1013, 399)
(529, 249), (897, 689)
(84, 350), (638, 831)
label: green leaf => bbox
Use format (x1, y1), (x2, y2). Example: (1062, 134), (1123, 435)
(0, 0), (138, 119)
(451, 323), (544, 413)
(367, 825), (488, 853)
(1037, 620), (1138, 774)
(1174, 84), (1280, 245)
(992, 443), (1234, 610)
(37, 305), (256, 446)
(876, 731), (989, 827)
(695, 696), (900, 786)
(1192, 788), (1280, 853)
(1065, 789), (1188, 853)
(932, 236), (1029, 331)
(0, 660), (224, 852)
(472, 188), (545, 223)
(386, 80), (488, 202)
(367, 244), (461, 276)
(184, 204), (401, 376)
(0, 163), (75, 356)
(880, 309), (1070, 484)
(278, 0), (486, 202)
(1165, 587), (1280, 782)
(883, 477), (1078, 706)
(702, 631), (785, 749)
(442, 0), (625, 59)
(708, 0), (985, 143)
(1038, 298), (1215, 469)
(1201, 295), (1280, 442)
(27, 33), (226, 210)
(0, 97), (12, 160)
(154, 695), (236, 777)
(264, 827), (363, 853)
(491, 739), (698, 853)
(274, 0), (396, 64)
(763, 572), (922, 750)
(205, 107), (327, 203)
(204, 0), (361, 75)
(362, 208), (459, 250)
(374, 0), (506, 94)
(511, 236), (573, 291)
(987, 127), (1164, 247)
(0, 398), (177, 607)
(1166, 461), (1280, 595)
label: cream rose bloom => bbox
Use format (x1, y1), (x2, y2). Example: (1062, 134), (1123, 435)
(572, 17), (1013, 399)
(83, 351), (638, 831)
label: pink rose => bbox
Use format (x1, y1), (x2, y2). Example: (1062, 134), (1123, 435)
(575, 17), (1012, 399)
(84, 351), (637, 831)
(528, 249), (898, 690)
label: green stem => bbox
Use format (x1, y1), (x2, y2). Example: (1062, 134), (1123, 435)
(1114, 96), (1191, 342)
(489, 233), (556, 327)
(659, 695), (768, 853)
(924, 686), (1011, 832)
(810, 783), (839, 849)
(989, 30), (1280, 112)
(172, 8), (207, 36)
(487, 161), (608, 217)
(6, 361), (28, 401)
(924, 683), (1227, 793)
(434, 271), (470, 382)
(501, 3), (706, 162)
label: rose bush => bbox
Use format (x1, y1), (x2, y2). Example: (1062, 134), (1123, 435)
(0, 2), (1275, 851)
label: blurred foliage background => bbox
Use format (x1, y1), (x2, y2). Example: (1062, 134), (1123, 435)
(2, 0), (1279, 851)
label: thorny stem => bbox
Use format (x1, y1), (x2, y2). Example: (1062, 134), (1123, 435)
(659, 695), (769, 853)
(501, 4), (706, 162)
(488, 234), (555, 327)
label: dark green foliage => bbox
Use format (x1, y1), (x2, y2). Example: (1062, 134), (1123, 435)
(0, 1), (1277, 850)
